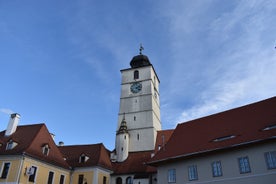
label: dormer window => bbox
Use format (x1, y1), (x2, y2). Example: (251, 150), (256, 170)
(42, 144), (50, 156)
(262, 124), (276, 131)
(212, 135), (236, 142)
(6, 140), (17, 150)
(79, 154), (89, 163)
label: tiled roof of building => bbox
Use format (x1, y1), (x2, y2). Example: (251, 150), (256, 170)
(112, 151), (156, 176)
(149, 96), (276, 165)
(59, 143), (113, 170)
(154, 129), (174, 153)
(0, 124), (70, 169)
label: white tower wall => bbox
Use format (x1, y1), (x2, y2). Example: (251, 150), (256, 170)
(117, 63), (161, 152)
(116, 133), (129, 162)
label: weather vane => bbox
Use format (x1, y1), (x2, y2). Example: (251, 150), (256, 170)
(139, 43), (144, 55)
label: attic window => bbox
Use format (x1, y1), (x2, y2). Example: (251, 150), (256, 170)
(42, 144), (50, 156)
(79, 154), (89, 163)
(6, 140), (17, 150)
(212, 135), (236, 142)
(262, 124), (276, 131)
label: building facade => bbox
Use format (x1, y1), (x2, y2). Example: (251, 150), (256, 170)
(148, 97), (276, 184)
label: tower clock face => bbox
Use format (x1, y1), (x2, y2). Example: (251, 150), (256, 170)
(130, 82), (142, 93)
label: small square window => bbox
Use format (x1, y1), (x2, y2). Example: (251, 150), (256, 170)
(265, 151), (276, 169)
(238, 156), (251, 173)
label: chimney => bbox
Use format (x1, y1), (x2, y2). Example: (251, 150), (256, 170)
(5, 113), (21, 136)
(58, 141), (64, 146)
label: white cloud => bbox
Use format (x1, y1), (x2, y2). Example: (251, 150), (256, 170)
(159, 0), (276, 125)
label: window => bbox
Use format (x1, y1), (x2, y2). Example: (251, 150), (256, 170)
(126, 176), (132, 184)
(134, 70), (139, 79)
(238, 156), (251, 173)
(28, 166), (37, 182)
(265, 151), (276, 169)
(212, 135), (236, 142)
(137, 134), (140, 140)
(116, 177), (122, 184)
(59, 174), (65, 184)
(188, 165), (198, 181)
(79, 154), (89, 163)
(47, 171), (54, 184)
(78, 174), (84, 184)
(168, 169), (176, 183)
(43, 144), (50, 156)
(6, 140), (17, 150)
(103, 176), (107, 184)
(212, 161), (222, 177)
(1, 162), (10, 179)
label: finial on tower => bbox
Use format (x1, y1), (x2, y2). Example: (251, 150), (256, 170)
(139, 43), (144, 55)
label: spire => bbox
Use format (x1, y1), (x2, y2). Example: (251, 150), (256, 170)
(139, 43), (144, 55)
(117, 113), (128, 134)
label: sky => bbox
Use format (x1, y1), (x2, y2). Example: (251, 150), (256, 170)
(0, 0), (276, 150)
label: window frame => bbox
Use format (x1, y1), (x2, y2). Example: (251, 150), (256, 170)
(211, 161), (223, 177)
(42, 144), (50, 156)
(265, 151), (276, 169)
(28, 166), (38, 182)
(167, 168), (176, 183)
(78, 174), (84, 184)
(238, 156), (251, 174)
(126, 176), (132, 184)
(59, 174), (65, 184)
(1, 162), (11, 179)
(188, 165), (198, 181)
(47, 171), (54, 184)
(134, 70), (139, 80)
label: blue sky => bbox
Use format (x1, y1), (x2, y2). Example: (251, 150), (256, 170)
(0, 0), (275, 150)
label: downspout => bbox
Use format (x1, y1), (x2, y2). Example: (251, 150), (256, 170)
(17, 154), (25, 183)
(69, 167), (73, 184)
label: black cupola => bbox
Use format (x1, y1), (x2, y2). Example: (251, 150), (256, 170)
(130, 44), (151, 68)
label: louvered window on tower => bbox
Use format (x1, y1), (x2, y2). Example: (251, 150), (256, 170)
(134, 70), (139, 79)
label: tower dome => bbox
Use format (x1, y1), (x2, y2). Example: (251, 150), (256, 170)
(130, 54), (151, 68)
(130, 44), (151, 68)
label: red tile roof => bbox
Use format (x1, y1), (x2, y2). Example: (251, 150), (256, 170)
(149, 97), (276, 165)
(112, 151), (156, 175)
(154, 129), (174, 153)
(0, 124), (70, 169)
(59, 143), (113, 170)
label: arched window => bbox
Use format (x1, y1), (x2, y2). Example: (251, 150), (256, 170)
(134, 70), (139, 79)
(116, 177), (122, 184)
(126, 177), (133, 184)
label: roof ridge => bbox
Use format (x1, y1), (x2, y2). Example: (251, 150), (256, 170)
(179, 96), (276, 125)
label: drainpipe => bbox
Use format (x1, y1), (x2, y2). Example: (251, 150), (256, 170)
(17, 154), (25, 183)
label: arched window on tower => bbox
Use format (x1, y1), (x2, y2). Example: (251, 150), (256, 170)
(134, 70), (139, 80)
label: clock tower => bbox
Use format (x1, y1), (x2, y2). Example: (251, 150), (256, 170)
(115, 49), (161, 158)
